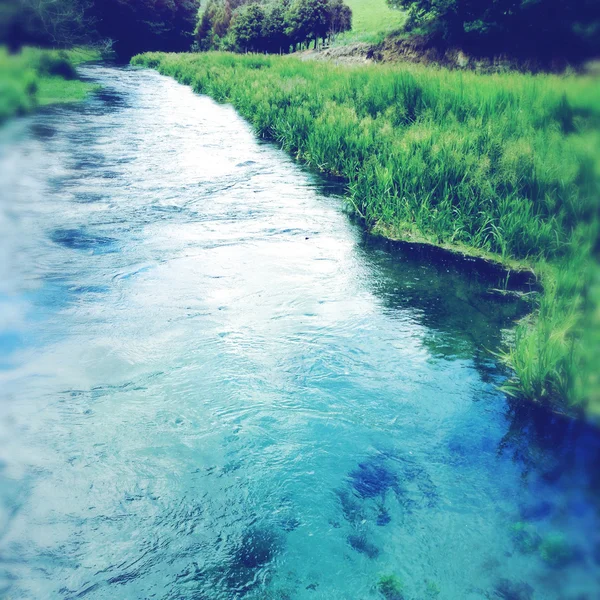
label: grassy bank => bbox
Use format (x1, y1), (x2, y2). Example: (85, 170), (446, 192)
(334, 0), (406, 45)
(131, 51), (600, 420)
(0, 47), (100, 124)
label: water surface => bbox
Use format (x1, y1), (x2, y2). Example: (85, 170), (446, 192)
(0, 65), (598, 600)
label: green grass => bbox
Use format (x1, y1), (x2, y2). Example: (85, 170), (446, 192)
(0, 46), (100, 124)
(131, 51), (600, 420)
(334, 0), (407, 45)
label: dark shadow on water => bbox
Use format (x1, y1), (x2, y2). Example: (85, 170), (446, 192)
(71, 192), (107, 204)
(28, 123), (57, 140)
(357, 233), (534, 364)
(219, 525), (283, 597)
(69, 153), (106, 171)
(49, 228), (117, 252)
(499, 400), (600, 493)
(92, 88), (128, 109)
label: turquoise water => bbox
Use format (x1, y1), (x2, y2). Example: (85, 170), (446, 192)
(0, 66), (598, 600)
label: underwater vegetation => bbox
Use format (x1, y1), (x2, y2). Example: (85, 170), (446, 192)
(350, 456), (399, 499)
(335, 488), (365, 525)
(348, 452), (439, 509)
(347, 533), (380, 558)
(378, 574), (404, 600)
(510, 520), (579, 569)
(376, 503), (391, 526)
(510, 521), (542, 554)
(340, 452), (441, 562)
(223, 525), (283, 594)
(339, 451), (440, 551)
(492, 578), (534, 600)
(519, 500), (553, 522)
(235, 526), (281, 569)
(538, 532), (575, 568)
(396, 459), (439, 509)
(425, 580), (441, 598)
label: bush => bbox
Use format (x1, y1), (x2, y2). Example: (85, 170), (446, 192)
(36, 52), (77, 79)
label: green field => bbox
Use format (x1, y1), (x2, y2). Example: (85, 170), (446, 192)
(335, 0), (407, 44)
(132, 51), (600, 419)
(0, 47), (99, 124)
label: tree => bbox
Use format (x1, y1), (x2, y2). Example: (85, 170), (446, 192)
(0, 0), (95, 50)
(262, 3), (289, 53)
(194, 0), (354, 54)
(231, 3), (266, 51)
(286, 0), (330, 48)
(386, 0), (600, 59)
(327, 0), (351, 39)
(91, 0), (201, 57)
(195, 0), (250, 49)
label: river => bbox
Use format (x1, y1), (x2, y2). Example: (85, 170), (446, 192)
(0, 65), (598, 600)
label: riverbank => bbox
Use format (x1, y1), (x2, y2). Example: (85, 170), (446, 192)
(131, 51), (599, 421)
(0, 47), (100, 124)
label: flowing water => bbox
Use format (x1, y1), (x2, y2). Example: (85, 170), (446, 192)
(0, 65), (598, 600)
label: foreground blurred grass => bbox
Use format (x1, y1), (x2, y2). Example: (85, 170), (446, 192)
(0, 46), (99, 123)
(132, 51), (600, 420)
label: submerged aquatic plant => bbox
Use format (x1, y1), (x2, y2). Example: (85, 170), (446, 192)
(349, 456), (398, 499)
(425, 580), (441, 598)
(235, 526), (282, 569)
(224, 525), (283, 593)
(519, 501), (553, 522)
(539, 532), (574, 567)
(336, 488), (365, 524)
(510, 521), (542, 554)
(376, 503), (391, 526)
(348, 533), (380, 558)
(378, 574), (404, 600)
(493, 578), (534, 600)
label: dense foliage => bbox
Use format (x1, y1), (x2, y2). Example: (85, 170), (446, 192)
(91, 0), (200, 57)
(196, 0), (352, 52)
(0, 0), (200, 57)
(133, 51), (600, 418)
(0, 0), (95, 50)
(387, 0), (600, 59)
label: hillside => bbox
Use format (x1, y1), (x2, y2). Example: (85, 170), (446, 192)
(334, 0), (406, 44)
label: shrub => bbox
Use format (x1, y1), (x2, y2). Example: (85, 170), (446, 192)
(36, 52), (77, 79)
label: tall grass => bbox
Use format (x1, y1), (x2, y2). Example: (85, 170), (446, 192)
(132, 51), (600, 419)
(0, 47), (99, 124)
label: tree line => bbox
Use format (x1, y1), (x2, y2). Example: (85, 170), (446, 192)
(196, 0), (352, 53)
(3, 0), (596, 61)
(0, 0), (200, 57)
(0, 0), (351, 57)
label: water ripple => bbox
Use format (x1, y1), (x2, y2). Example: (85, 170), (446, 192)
(0, 64), (598, 600)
